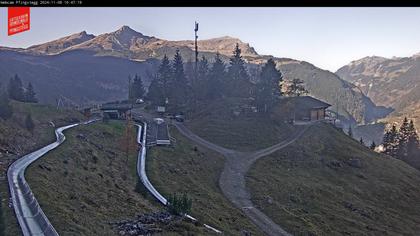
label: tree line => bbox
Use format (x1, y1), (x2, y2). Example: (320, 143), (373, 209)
(126, 44), (307, 113)
(346, 119), (419, 159)
(0, 74), (38, 133)
(6, 74), (37, 103)
(381, 117), (419, 160)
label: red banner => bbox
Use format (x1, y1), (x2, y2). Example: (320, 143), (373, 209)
(8, 7), (30, 36)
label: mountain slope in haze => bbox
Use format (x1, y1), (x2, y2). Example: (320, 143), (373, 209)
(276, 59), (392, 124)
(337, 54), (420, 129)
(0, 50), (159, 105)
(0, 26), (387, 124)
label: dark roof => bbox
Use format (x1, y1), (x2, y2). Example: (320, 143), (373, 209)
(100, 103), (133, 111)
(287, 96), (331, 109)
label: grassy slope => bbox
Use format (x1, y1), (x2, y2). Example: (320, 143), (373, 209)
(147, 127), (263, 235)
(25, 121), (158, 235)
(0, 101), (84, 236)
(247, 123), (420, 235)
(0, 101), (84, 155)
(186, 98), (296, 151)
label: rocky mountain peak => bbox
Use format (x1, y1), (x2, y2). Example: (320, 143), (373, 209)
(25, 31), (95, 54)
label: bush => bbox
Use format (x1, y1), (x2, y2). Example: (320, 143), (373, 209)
(167, 193), (192, 215)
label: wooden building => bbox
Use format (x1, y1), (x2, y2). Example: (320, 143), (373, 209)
(100, 103), (132, 120)
(286, 96), (331, 122)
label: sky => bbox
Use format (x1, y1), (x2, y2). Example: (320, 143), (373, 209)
(1, 7), (420, 71)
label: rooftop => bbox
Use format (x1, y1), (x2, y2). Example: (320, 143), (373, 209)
(285, 96), (331, 109)
(100, 103), (133, 110)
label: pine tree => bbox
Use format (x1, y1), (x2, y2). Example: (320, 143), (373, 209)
(147, 55), (172, 106)
(228, 43), (249, 81)
(207, 53), (226, 99)
(195, 56), (210, 101)
(382, 124), (399, 157)
(197, 55), (209, 81)
(129, 74), (145, 101)
(25, 82), (38, 103)
(396, 117), (410, 157)
(283, 78), (308, 97)
(255, 58), (283, 112)
(7, 74), (25, 101)
(184, 59), (195, 85)
(25, 114), (35, 133)
(389, 125), (399, 157)
(370, 141), (376, 150)
(406, 120), (419, 158)
(147, 75), (164, 106)
(348, 126), (353, 138)
(227, 43), (250, 97)
(171, 49), (189, 105)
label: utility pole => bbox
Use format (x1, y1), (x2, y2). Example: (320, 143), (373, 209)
(194, 21), (199, 74)
(192, 21), (199, 112)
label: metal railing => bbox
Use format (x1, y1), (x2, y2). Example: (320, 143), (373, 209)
(134, 122), (221, 234)
(8, 119), (99, 236)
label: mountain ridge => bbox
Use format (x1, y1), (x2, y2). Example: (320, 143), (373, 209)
(336, 54), (420, 135)
(0, 25), (388, 125)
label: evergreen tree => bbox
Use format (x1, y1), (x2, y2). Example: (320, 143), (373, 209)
(194, 56), (210, 100)
(228, 43), (249, 81)
(207, 53), (226, 99)
(147, 55), (172, 105)
(370, 141), (376, 150)
(348, 126), (353, 138)
(171, 49), (189, 105)
(382, 124), (399, 157)
(25, 113), (35, 133)
(147, 75), (164, 106)
(255, 58), (283, 112)
(0, 92), (13, 120)
(359, 137), (365, 146)
(283, 78), (308, 97)
(227, 43), (250, 97)
(197, 55), (210, 81)
(129, 74), (145, 101)
(406, 120), (419, 158)
(25, 82), (38, 103)
(396, 117), (410, 157)
(7, 74), (25, 101)
(184, 59), (195, 85)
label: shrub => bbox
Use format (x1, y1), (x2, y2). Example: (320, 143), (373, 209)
(167, 192), (192, 215)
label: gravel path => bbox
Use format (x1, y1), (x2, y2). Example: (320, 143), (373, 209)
(174, 123), (311, 236)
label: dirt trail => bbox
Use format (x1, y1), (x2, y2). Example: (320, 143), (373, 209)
(174, 123), (311, 236)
